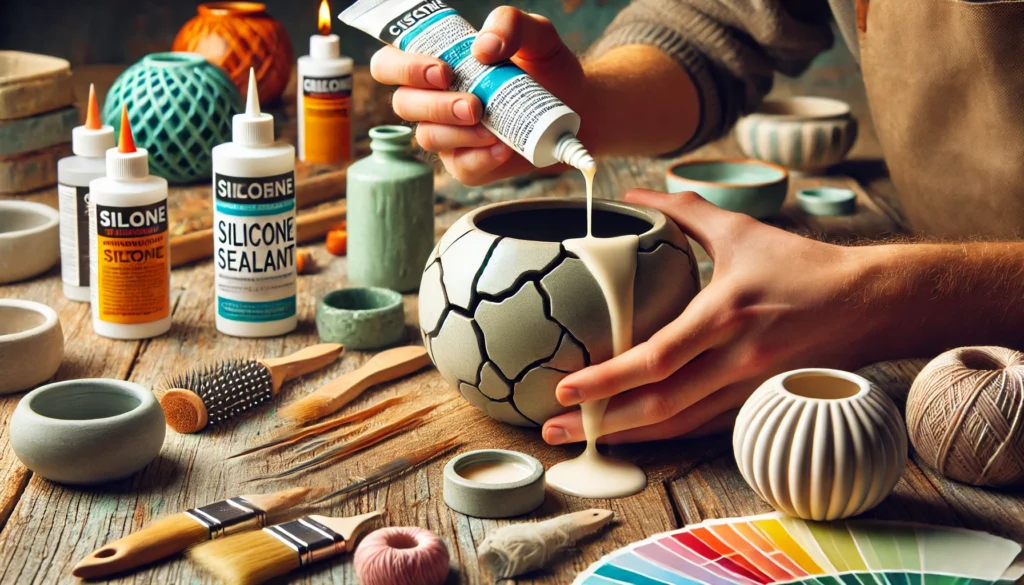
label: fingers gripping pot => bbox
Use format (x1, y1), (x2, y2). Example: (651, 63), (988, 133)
(418, 198), (701, 427)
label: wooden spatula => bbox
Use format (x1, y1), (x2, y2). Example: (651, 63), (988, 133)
(276, 346), (431, 424)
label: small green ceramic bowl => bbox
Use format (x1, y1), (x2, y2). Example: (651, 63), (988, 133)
(796, 187), (857, 216)
(316, 287), (405, 350)
(666, 159), (789, 218)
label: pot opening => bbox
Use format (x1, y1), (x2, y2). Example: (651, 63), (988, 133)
(960, 349), (1004, 371)
(783, 372), (861, 400)
(0, 209), (49, 234)
(199, 2), (267, 16)
(755, 97), (850, 119)
(31, 384), (142, 421)
(476, 208), (652, 242)
(322, 288), (401, 312)
(0, 306), (46, 336)
(143, 52), (206, 68)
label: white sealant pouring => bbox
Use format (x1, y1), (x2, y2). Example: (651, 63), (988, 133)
(546, 164), (648, 499)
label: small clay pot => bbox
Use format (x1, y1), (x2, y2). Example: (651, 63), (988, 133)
(797, 187), (857, 216)
(0, 200), (59, 284)
(0, 299), (63, 394)
(10, 379), (166, 485)
(316, 287), (405, 350)
(666, 159), (789, 219)
(733, 369), (908, 521)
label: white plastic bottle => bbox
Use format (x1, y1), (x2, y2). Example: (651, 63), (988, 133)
(211, 69), (297, 338)
(340, 0), (594, 169)
(58, 84), (114, 302)
(89, 106), (171, 340)
(297, 13), (354, 165)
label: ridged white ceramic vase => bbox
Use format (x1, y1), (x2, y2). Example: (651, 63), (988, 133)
(733, 369), (908, 521)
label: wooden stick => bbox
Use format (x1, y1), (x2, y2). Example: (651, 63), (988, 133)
(170, 203), (347, 268)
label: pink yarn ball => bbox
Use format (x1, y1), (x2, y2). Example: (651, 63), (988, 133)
(355, 527), (450, 585)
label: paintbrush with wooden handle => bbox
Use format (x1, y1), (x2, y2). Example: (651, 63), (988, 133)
(276, 345), (431, 424)
(189, 511), (381, 585)
(72, 488), (311, 580)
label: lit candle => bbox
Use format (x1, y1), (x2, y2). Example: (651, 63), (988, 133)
(296, 0), (353, 164)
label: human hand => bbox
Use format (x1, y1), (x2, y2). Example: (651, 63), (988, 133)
(369, 6), (588, 185)
(542, 190), (882, 445)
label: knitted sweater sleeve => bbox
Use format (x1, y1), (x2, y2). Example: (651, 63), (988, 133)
(586, 0), (835, 154)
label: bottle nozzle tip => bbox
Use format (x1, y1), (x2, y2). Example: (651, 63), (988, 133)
(246, 68), (261, 116)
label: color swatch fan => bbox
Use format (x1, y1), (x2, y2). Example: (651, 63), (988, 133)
(574, 512), (1023, 585)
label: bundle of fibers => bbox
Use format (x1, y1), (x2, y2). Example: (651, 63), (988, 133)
(478, 509), (614, 580)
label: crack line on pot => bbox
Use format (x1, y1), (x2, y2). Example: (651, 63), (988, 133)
(466, 236), (503, 313)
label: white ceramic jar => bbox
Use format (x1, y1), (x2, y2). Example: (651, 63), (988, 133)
(733, 368), (908, 521)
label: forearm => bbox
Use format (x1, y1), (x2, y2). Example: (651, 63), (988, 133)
(577, 45), (700, 157)
(857, 242), (1024, 359)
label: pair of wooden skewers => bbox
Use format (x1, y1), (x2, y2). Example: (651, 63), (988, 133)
(159, 344), (432, 433)
(72, 438), (461, 583)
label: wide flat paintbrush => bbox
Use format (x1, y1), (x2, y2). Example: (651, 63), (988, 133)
(160, 344), (344, 433)
(277, 345), (431, 424)
(72, 488), (310, 579)
(189, 511), (381, 585)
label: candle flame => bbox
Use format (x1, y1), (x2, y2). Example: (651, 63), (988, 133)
(318, 0), (331, 35)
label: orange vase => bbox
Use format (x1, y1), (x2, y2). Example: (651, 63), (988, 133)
(173, 2), (294, 105)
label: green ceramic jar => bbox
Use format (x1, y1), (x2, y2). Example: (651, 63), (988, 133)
(346, 126), (434, 293)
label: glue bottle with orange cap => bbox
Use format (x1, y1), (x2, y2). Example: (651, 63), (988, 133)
(297, 0), (353, 164)
(88, 105), (171, 339)
(58, 84), (115, 302)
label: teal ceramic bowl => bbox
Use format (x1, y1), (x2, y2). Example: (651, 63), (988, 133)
(316, 287), (405, 350)
(666, 159), (789, 218)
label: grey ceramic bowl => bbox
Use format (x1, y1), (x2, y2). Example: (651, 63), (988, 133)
(443, 449), (545, 518)
(316, 287), (405, 350)
(419, 197), (701, 427)
(0, 200), (59, 284)
(10, 379), (166, 485)
(666, 159), (789, 219)
(0, 299), (63, 394)
(734, 96), (858, 174)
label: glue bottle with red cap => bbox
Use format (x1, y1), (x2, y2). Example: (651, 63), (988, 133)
(88, 105), (171, 340)
(58, 84), (114, 302)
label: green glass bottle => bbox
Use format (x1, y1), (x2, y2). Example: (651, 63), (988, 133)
(347, 126), (434, 292)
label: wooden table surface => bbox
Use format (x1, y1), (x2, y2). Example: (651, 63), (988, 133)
(1, 71), (1023, 585)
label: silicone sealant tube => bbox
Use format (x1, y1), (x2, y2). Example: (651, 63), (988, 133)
(340, 0), (593, 169)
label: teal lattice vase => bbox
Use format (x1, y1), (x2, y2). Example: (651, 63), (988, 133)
(102, 52), (241, 184)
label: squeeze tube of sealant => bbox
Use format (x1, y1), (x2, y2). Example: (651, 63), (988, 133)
(339, 0), (595, 170)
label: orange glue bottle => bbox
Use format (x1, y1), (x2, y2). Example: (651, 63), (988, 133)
(297, 0), (353, 164)
(88, 105), (171, 340)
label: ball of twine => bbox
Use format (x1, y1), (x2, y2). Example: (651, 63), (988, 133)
(354, 527), (450, 585)
(907, 346), (1024, 486)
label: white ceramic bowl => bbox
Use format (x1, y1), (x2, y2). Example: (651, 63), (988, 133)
(10, 379), (166, 485)
(0, 200), (60, 284)
(734, 96), (858, 174)
(0, 299), (63, 394)
(733, 368), (907, 521)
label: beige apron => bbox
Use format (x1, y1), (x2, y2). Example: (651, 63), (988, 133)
(859, 0), (1024, 239)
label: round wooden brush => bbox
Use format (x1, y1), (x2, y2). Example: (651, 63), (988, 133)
(72, 488), (312, 579)
(160, 344), (344, 433)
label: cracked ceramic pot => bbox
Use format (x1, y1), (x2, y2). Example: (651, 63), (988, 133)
(419, 197), (701, 427)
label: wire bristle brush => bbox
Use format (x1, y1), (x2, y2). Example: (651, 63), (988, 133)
(189, 511), (381, 585)
(72, 488), (312, 579)
(159, 344), (344, 433)
(277, 345), (431, 425)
